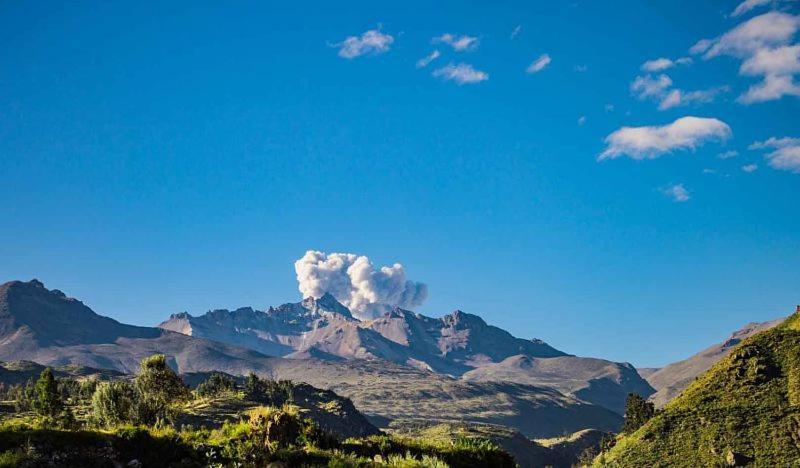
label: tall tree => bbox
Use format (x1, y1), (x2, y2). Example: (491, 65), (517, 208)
(622, 393), (655, 434)
(33, 368), (63, 418)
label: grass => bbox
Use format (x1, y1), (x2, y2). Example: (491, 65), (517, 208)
(595, 312), (800, 467)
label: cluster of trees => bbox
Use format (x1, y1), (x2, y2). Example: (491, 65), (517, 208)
(5, 355), (297, 430)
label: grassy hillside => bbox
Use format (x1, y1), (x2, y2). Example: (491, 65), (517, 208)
(595, 311), (800, 467)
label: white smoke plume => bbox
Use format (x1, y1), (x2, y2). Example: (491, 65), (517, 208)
(294, 250), (428, 320)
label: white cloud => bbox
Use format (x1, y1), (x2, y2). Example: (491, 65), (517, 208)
(336, 29), (394, 59)
(526, 54), (552, 73)
(433, 63), (489, 85)
(578, 115), (587, 125)
(663, 184), (691, 202)
(718, 149), (740, 159)
(731, 0), (795, 17)
(605, 103), (615, 112)
(749, 136), (800, 172)
(574, 65), (588, 72)
(295, 250), (428, 320)
(416, 50), (441, 68)
(599, 116), (732, 161)
(641, 57), (693, 72)
(693, 12), (800, 103)
(740, 44), (800, 75)
(738, 73), (800, 102)
(631, 74), (673, 98)
(742, 163), (760, 172)
(510, 25), (522, 39)
(433, 33), (479, 52)
(658, 86), (730, 109)
(631, 74), (726, 109)
(697, 12), (799, 59)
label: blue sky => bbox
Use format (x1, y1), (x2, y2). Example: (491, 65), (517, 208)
(1, 0), (798, 367)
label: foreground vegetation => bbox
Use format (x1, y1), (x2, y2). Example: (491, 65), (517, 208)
(0, 355), (514, 467)
(593, 312), (800, 467)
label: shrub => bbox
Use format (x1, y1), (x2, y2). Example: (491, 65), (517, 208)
(243, 373), (294, 406)
(91, 381), (136, 427)
(196, 373), (236, 398)
(134, 355), (191, 425)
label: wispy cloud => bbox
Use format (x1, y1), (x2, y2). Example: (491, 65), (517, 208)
(599, 116), (732, 161)
(335, 29), (394, 59)
(631, 74), (727, 109)
(416, 50), (441, 68)
(662, 184), (691, 202)
(433, 63), (489, 85)
(718, 149), (739, 159)
(510, 25), (522, 40)
(742, 163), (760, 172)
(640, 57), (693, 72)
(526, 54), (552, 73)
(731, 0), (794, 17)
(433, 33), (479, 52)
(574, 65), (588, 72)
(749, 136), (800, 172)
(578, 116), (587, 125)
(692, 12), (800, 103)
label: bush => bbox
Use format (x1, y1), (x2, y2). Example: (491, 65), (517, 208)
(243, 373), (294, 406)
(91, 381), (136, 427)
(196, 373), (236, 398)
(134, 355), (191, 425)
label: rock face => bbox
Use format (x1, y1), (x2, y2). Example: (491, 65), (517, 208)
(645, 317), (784, 407)
(0, 279), (624, 438)
(158, 294), (653, 413)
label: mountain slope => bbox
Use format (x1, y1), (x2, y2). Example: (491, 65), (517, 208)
(595, 307), (800, 466)
(645, 317), (784, 407)
(462, 354), (654, 414)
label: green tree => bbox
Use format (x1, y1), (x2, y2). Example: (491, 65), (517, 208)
(33, 368), (63, 418)
(133, 355), (190, 425)
(91, 381), (136, 427)
(196, 373), (237, 397)
(622, 393), (655, 434)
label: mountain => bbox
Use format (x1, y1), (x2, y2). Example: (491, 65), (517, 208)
(0, 279), (283, 375)
(159, 300), (566, 376)
(158, 294), (653, 413)
(0, 279), (623, 438)
(596, 307), (800, 466)
(462, 354), (654, 414)
(645, 316), (784, 407)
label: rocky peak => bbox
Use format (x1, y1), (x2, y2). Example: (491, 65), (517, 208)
(301, 293), (353, 318)
(441, 310), (486, 328)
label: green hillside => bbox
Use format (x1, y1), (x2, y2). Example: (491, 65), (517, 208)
(595, 311), (800, 467)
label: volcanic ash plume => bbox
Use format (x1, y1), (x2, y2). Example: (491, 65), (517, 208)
(294, 250), (428, 320)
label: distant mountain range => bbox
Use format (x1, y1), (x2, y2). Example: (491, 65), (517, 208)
(158, 290), (652, 413)
(5, 277), (786, 441)
(0, 279), (624, 437)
